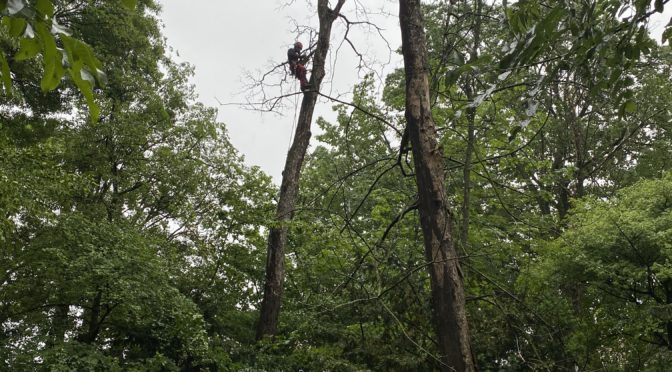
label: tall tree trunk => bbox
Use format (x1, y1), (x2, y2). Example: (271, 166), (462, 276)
(78, 290), (102, 344)
(460, 106), (475, 250)
(399, 1), (475, 370)
(664, 279), (672, 350)
(256, 0), (346, 340)
(48, 304), (69, 348)
(459, 0), (482, 251)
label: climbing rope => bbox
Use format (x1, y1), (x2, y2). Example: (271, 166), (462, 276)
(288, 81), (299, 151)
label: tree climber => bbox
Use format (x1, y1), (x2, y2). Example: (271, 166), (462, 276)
(287, 41), (310, 91)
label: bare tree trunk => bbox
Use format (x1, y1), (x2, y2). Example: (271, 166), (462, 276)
(78, 290), (102, 344)
(665, 279), (672, 350)
(256, 0), (346, 340)
(460, 108), (475, 250)
(48, 304), (69, 348)
(459, 0), (482, 251)
(399, 1), (475, 370)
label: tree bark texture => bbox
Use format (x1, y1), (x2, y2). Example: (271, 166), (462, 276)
(399, 1), (475, 370)
(256, 0), (346, 340)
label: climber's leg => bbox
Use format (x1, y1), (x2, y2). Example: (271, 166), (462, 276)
(295, 64), (309, 90)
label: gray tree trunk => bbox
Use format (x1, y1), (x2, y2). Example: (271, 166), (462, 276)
(398, 1), (475, 370)
(256, 0), (346, 340)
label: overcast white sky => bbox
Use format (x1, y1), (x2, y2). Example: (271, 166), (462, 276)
(157, 1), (672, 182)
(158, 0), (403, 182)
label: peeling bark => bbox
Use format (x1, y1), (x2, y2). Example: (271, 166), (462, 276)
(399, 1), (475, 370)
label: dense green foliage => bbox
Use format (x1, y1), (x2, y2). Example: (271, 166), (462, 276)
(0, 0), (138, 117)
(1, 0), (672, 370)
(1, 1), (274, 369)
(526, 174), (672, 369)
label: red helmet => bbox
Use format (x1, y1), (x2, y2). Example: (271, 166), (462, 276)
(294, 41), (303, 50)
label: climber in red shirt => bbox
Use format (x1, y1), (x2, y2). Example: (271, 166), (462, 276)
(287, 41), (310, 91)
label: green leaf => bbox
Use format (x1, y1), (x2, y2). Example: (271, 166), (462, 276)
(60, 34), (105, 111)
(35, 21), (61, 92)
(449, 50), (465, 66)
(60, 34), (76, 62)
(445, 69), (461, 86)
(624, 101), (637, 113)
(518, 34), (543, 65)
(608, 68), (622, 84)
(7, 17), (26, 37)
(15, 37), (41, 61)
(69, 60), (100, 121)
(61, 34), (103, 79)
(41, 51), (64, 91)
(662, 27), (672, 44)
(623, 44), (640, 60)
(0, 51), (12, 95)
(498, 52), (516, 70)
(655, 0), (664, 13)
(121, 0), (136, 10)
(35, 0), (54, 18)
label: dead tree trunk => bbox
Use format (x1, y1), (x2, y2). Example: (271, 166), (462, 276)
(256, 0), (346, 340)
(398, 1), (475, 370)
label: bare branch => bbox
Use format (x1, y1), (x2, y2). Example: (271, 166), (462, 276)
(317, 91), (402, 136)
